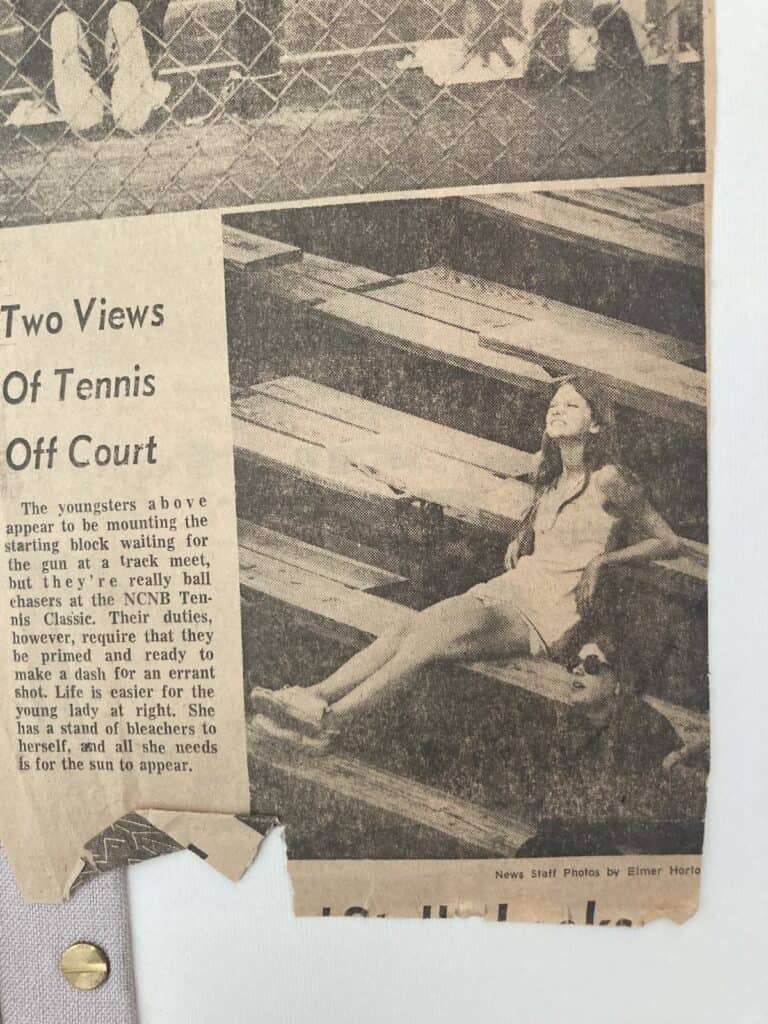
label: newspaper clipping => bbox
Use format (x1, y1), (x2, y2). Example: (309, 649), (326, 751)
(228, 185), (708, 923)
(0, 214), (253, 901)
(0, 0), (711, 924)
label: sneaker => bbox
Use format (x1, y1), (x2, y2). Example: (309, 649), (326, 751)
(7, 96), (62, 127)
(251, 713), (336, 752)
(152, 79), (171, 111)
(107, 2), (157, 132)
(249, 686), (328, 733)
(50, 11), (108, 131)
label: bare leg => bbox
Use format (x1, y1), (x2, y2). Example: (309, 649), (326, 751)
(310, 624), (409, 703)
(51, 11), (108, 131)
(328, 595), (530, 718)
(249, 621), (409, 731)
(107, 2), (160, 131)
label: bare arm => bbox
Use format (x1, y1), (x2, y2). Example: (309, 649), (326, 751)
(503, 536), (520, 570)
(504, 450), (542, 569)
(576, 466), (682, 613)
(596, 466), (682, 567)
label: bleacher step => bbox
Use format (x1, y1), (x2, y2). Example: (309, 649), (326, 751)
(552, 190), (705, 244)
(399, 265), (702, 367)
(247, 717), (535, 856)
(297, 253), (395, 293)
(232, 377), (707, 596)
(223, 225), (302, 269)
(238, 265), (350, 309)
(237, 252), (396, 311)
(248, 376), (538, 480)
(313, 290), (554, 392)
(237, 532), (708, 748)
(238, 518), (405, 593)
(232, 384), (536, 531)
(314, 272), (705, 428)
(643, 201), (706, 240)
(457, 192), (704, 270)
(239, 541), (414, 644)
(479, 328), (705, 430)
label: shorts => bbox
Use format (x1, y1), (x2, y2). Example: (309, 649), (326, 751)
(465, 564), (582, 657)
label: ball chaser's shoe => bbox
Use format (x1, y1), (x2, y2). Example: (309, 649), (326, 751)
(152, 79), (171, 111)
(7, 96), (62, 127)
(107, 2), (158, 132)
(51, 11), (108, 131)
(251, 713), (337, 753)
(249, 685), (328, 733)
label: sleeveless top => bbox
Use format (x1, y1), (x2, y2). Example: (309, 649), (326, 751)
(468, 469), (623, 652)
(525, 470), (621, 577)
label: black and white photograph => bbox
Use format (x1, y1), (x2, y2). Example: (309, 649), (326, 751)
(0, 0), (708, 225)
(224, 184), (708, 862)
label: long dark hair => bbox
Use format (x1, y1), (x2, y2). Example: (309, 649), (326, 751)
(515, 377), (622, 558)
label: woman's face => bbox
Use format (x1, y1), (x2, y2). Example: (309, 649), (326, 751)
(545, 384), (598, 441)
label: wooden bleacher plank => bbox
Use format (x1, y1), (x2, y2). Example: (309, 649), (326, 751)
(313, 290), (554, 391)
(360, 279), (526, 335)
(254, 376), (539, 481)
(247, 719), (534, 856)
(643, 202), (705, 241)
(232, 414), (403, 509)
(239, 546), (415, 642)
(550, 188), (673, 224)
(233, 390), (535, 530)
(246, 264), (348, 308)
(233, 380), (707, 594)
(398, 266), (702, 366)
(637, 185), (705, 207)
(221, 221), (393, 299)
(239, 554), (709, 747)
(232, 253), (393, 311)
(237, 389), (362, 448)
(557, 192), (705, 244)
(314, 286), (707, 430)
(222, 226), (302, 269)
(480, 321), (706, 430)
(237, 518), (405, 592)
(459, 193), (704, 270)
(298, 253), (395, 292)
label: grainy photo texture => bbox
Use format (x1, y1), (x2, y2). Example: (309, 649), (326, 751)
(1, 0), (708, 225)
(224, 185), (708, 864)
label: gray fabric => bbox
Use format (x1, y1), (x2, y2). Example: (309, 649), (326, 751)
(0, 845), (138, 1024)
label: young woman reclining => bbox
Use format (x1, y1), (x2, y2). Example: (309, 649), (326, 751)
(250, 378), (682, 735)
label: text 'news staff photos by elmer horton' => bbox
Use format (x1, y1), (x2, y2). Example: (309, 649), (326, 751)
(225, 186), (708, 877)
(0, 0), (710, 225)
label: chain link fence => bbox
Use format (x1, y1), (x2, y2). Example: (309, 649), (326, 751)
(0, 0), (705, 225)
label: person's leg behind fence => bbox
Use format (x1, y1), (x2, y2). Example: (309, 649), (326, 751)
(107, 0), (168, 131)
(50, 7), (108, 130)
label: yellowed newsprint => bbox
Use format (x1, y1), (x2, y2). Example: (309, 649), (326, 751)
(0, 0), (711, 923)
(0, 214), (253, 901)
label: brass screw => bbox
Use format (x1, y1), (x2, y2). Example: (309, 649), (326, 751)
(60, 942), (110, 991)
